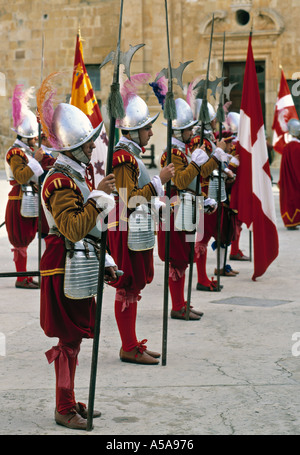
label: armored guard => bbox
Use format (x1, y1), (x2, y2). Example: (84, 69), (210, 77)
(39, 100), (117, 430)
(107, 93), (174, 364)
(188, 100), (238, 291)
(5, 85), (54, 289)
(157, 98), (226, 318)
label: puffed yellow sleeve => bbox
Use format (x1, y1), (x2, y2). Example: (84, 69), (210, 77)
(48, 188), (102, 243)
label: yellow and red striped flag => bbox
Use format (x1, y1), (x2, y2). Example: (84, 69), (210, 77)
(70, 30), (107, 186)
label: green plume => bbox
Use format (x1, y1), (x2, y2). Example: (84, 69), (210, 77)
(107, 82), (125, 119)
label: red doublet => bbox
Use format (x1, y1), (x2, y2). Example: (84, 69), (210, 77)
(5, 147), (38, 247)
(107, 149), (155, 296)
(157, 145), (199, 311)
(107, 147), (156, 352)
(5, 147), (55, 246)
(157, 146), (197, 274)
(279, 140), (300, 227)
(40, 166), (102, 415)
(40, 171), (96, 343)
(157, 188), (193, 272)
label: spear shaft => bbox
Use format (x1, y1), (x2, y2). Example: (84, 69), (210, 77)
(162, 0), (173, 366)
(87, 0), (124, 431)
(216, 32), (225, 287)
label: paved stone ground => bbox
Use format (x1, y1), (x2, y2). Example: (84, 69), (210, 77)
(1, 167), (300, 437)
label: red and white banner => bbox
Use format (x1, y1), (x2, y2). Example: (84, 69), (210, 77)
(230, 34), (279, 281)
(272, 69), (299, 154)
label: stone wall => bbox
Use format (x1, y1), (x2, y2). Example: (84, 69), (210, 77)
(0, 0), (298, 168)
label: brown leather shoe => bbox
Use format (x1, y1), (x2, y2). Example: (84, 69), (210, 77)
(15, 279), (39, 289)
(170, 307), (201, 321)
(55, 408), (88, 430)
(76, 402), (101, 419)
(189, 306), (204, 317)
(214, 267), (238, 277)
(120, 347), (159, 365)
(230, 252), (250, 261)
(145, 349), (161, 358)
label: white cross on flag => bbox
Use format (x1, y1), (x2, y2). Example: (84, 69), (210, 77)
(230, 34), (279, 281)
(272, 69), (299, 154)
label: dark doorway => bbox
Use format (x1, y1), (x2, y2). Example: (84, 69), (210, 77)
(223, 60), (265, 123)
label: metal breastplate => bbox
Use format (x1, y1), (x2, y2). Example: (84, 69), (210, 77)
(43, 163), (103, 299)
(114, 142), (155, 251)
(208, 167), (227, 202)
(202, 135), (227, 202)
(172, 144), (201, 231)
(20, 184), (39, 218)
(64, 237), (101, 300)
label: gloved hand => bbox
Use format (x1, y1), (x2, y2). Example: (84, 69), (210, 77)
(105, 253), (117, 268)
(213, 147), (229, 163)
(191, 148), (209, 166)
(204, 197), (217, 213)
(229, 156), (240, 166)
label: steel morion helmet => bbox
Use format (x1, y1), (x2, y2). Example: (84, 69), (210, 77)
(171, 98), (198, 130)
(12, 109), (39, 138)
(11, 85), (39, 138)
(226, 112), (240, 134)
(48, 103), (103, 164)
(117, 95), (159, 131)
(164, 98), (197, 142)
(116, 94), (159, 146)
(194, 98), (216, 123)
(287, 118), (300, 137)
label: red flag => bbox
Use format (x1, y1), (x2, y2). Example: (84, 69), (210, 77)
(272, 69), (299, 154)
(71, 32), (102, 126)
(70, 31), (107, 186)
(230, 34), (279, 281)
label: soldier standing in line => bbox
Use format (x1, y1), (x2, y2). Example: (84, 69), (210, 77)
(5, 85), (55, 289)
(107, 89), (175, 364)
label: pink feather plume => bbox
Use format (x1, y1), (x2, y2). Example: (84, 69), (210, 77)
(120, 73), (152, 109)
(36, 72), (62, 149)
(12, 85), (34, 129)
(186, 77), (201, 118)
(12, 85), (24, 129)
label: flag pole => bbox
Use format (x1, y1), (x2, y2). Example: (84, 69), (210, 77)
(86, 0), (125, 431)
